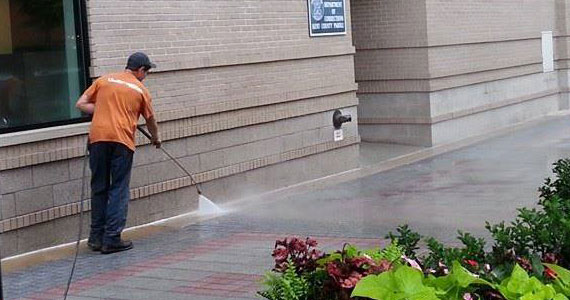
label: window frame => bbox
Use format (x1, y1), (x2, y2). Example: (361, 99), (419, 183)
(0, 0), (92, 135)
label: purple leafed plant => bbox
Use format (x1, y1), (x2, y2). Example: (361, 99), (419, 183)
(272, 237), (324, 274)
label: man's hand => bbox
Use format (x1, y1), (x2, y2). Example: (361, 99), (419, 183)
(151, 137), (161, 149)
(75, 95), (95, 115)
(145, 116), (161, 149)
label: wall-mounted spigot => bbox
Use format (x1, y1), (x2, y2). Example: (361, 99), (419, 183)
(333, 109), (352, 129)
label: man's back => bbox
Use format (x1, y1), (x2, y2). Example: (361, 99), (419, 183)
(85, 71), (154, 151)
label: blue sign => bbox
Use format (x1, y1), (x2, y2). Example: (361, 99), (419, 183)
(308, 0), (346, 36)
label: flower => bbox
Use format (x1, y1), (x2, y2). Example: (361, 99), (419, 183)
(402, 255), (422, 271)
(438, 262), (450, 275)
(464, 259), (479, 268)
(545, 267), (558, 279)
(463, 293), (474, 300)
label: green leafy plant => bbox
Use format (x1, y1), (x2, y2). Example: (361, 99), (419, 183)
(459, 231), (487, 262)
(378, 241), (405, 265)
(310, 242), (401, 300)
(258, 259), (309, 300)
(424, 261), (493, 300)
(423, 231), (487, 274)
(352, 262), (569, 300)
(351, 264), (440, 300)
(386, 224), (421, 259)
(539, 159), (570, 200)
(318, 243), (393, 290)
(423, 237), (461, 271)
(259, 158), (570, 300)
(496, 264), (568, 300)
(486, 159), (570, 269)
(544, 263), (570, 296)
(485, 207), (550, 265)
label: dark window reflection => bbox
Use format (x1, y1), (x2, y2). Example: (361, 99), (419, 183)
(0, 0), (85, 132)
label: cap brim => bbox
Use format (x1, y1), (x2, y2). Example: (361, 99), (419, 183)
(149, 62), (157, 69)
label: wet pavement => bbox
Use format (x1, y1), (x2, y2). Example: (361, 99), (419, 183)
(3, 115), (570, 299)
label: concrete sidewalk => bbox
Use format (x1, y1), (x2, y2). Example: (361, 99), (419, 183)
(4, 114), (570, 300)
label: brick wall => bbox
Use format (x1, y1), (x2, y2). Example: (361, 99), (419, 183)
(87, 0), (354, 75)
(354, 0), (570, 145)
(0, 0), (359, 256)
(352, 0), (427, 49)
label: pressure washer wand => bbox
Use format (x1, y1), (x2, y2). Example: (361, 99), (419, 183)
(136, 126), (203, 195)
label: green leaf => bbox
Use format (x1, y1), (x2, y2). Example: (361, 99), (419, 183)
(532, 255), (546, 277)
(424, 261), (492, 300)
(258, 259), (308, 300)
(544, 264), (570, 295)
(554, 294), (569, 300)
(450, 261), (492, 287)
(379, 241), (404, 264)
(424, 274), (454, 294)
(545, 264), (570, 285)
(317, 253), (342, 265)
(506, 264), (532, 295)
(406, 290), (441, 300)
(351, 272), (396, 300)
(496, 264), (568, 300)
(394, 266), (426, 294)
(352, 265), (440, 300)
(492, 263), (515, 282)
(345, 244), (358, 258)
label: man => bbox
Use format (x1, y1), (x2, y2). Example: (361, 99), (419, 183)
(76, 52), (161, 254)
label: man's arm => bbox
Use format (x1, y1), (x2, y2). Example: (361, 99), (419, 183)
(75, 94), (95, 115)
(146, 116), (161, 148)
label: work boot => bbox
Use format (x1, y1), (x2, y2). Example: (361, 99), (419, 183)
(101, 239), (133, 254)
(87, 239), (102, 252)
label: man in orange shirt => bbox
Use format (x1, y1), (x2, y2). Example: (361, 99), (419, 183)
(76, 52), (161, 254)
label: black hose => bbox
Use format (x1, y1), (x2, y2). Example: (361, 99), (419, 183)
(0, 224), (3, 300)
(63, 140), (89, 300)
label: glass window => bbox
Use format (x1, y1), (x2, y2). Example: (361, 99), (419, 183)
(0, 0), (88, 133)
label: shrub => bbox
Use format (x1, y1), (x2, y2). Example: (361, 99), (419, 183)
(259, 259), (309, 300)
(385, 224), (421, 259)
(272, 237), (323, 274)
(486, 158), (570, 268)
(423, 231), (487, 273)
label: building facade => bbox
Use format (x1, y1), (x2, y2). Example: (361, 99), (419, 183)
(0, 0), (359, 256)
(354, 0), (569, 146)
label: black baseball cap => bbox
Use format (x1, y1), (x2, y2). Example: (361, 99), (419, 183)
(126, 52), (156, 70)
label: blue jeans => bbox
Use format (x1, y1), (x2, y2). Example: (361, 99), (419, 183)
(89, 142), (133, 246)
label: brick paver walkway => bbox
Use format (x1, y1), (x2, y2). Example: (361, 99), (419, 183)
(4, 115), (570, 299)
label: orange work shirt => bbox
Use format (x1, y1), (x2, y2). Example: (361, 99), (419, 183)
(82, 72), (154, 151)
